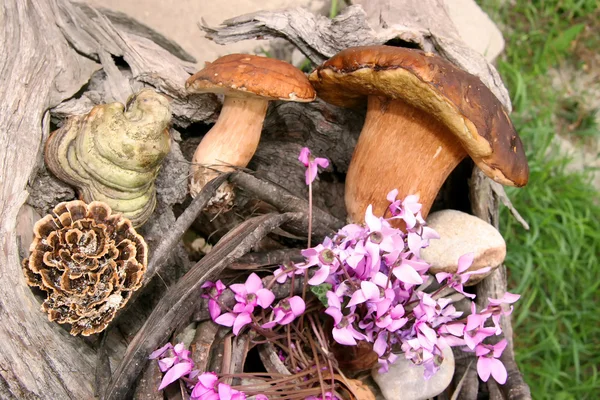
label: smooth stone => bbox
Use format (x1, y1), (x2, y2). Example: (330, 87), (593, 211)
(422, 210), (506, 286)
(372, 345), (454, 400)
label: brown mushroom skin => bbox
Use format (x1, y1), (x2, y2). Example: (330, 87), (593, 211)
(347, 95), (466, 219)
(309, 46), (528, 221)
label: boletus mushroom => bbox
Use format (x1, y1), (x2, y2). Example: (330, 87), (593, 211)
(186, 54), (316, 207)
(308, 46), (529, 222)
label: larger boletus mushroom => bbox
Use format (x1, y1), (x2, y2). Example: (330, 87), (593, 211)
(186, 54), (316, 205)
(309, 46), (529, 222)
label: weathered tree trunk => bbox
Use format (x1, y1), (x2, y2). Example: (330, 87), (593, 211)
(0, 0), (217, 398)
(0, 0), (530, 399)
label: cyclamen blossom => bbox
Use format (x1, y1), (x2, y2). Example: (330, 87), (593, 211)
(214, 273), (275, 335)
(191, 372), (247, 400)
(325, 291), (367, 345)
(262, 296), (306, 329)
(435, 253), (491, 298)
(202, 280), (226, 320)
(149, 342), (195, 390)
(274, 188), (515, 384)
(475, 339), (508, 384)
(298, 147), (329, 185)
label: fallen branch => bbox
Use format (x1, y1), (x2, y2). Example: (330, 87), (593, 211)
(103, 212), (304, 400)
(231, 171), (344, 232)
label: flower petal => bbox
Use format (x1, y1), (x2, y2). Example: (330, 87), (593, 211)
(457, 253), (475, 273)
(245, 273), (263, 293)
(208, 299), (221, 320)
(288, 296), (306, 316)
(214, 312), (236, 327)
(393, 264), (423, 285)
(490, 358), (508, 384)
(332, 327), (357, 346)
(315, 157), (329, 168)
(364, 205), (382, 232)
(298, 147), (310, 165)
(256, 288), (275, 308)
(149, 343), (172, 359)
(307, 264), (330, 285)
(158, 361), (193, 390)
(386, 189), (399, 202)
(232, 312), (252, 335)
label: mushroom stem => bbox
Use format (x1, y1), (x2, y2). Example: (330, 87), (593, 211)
(345, 96), (467, 222)
(190, 96), (269, 197)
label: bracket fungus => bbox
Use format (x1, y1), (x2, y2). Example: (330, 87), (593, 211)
(186, 54), (316, 207)
(309, 46), (529, 222)
(22, 200), (148, 336)
(44, 89), (172, 227)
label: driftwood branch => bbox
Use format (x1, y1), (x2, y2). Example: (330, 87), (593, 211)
(103, 212), (303, 400)
(470, 169), (532, 399)
(202, 2), (511, 112)
(231, 171), (344, 232)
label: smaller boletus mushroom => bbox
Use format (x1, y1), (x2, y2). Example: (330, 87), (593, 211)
(186, 54), (316, 206)
(309, 46), (529, 222)
(22, 200), (148, 336)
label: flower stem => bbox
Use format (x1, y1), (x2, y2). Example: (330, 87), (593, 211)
(308, 182), (313, 248)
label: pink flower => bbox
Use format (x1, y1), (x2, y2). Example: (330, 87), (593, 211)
(214, 273), (275, 335)
(262, 296), (306, 329)
(325, 291), (367, 345)
(149, 342), (194, 390)
(476, 340), (508, 384)
(190, 372), (246, 400)
(387, 190), (423, 229)
(484, 292), (520, 333)
(202, 280), (226, 320)
(298, 147), (329, 185)
(435, 253), (491, 298)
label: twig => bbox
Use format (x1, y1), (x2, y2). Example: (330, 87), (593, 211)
(230, 171), (344, 232)
(190, 321), (220, 373)
(228, 248), (304, 270)
(145, 173), (230, 284)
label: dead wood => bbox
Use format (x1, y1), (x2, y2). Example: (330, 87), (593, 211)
(470, 169), (532, 400)
(1, 0), (531, 398)
(229, 248), (305, 270)
(144, 174), (230, 285)
(103, 212), (304, 400)
(231, 171), (344, 232)
(202, 3), (511, 112)
(133, 360), (163, 400)
(0, 0), (218, 396)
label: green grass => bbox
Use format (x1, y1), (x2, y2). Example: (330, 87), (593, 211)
(479, 1), (600, 398)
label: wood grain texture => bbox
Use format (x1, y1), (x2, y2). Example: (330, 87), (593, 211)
(0, 0), (217, 397)
(203, 2), (511, 112)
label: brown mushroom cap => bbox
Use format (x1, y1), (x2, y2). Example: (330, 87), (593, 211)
(186, 54), (316, 102)
(309, 45), (529, 187)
